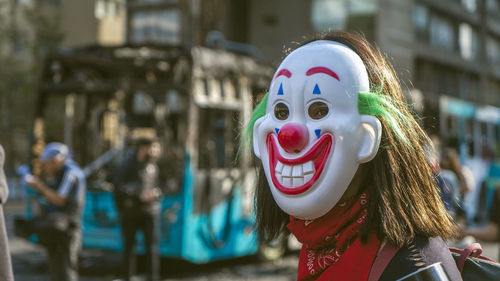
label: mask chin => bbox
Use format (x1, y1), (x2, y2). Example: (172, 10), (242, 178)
(266, 143), (360, 220)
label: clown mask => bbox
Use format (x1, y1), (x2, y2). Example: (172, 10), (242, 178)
(253, 41), (382, 219)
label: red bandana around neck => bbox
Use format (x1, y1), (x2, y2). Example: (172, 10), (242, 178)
(287, 191), (381, 281)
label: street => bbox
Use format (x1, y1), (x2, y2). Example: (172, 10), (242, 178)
(5, 200), (499, 281)
(4, 200), (298, 281)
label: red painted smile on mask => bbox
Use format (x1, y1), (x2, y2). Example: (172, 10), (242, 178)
(267, 133), (333, 195)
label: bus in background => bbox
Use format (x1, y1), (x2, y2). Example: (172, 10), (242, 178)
(439, 96), (500, 224)
(19, 44), (274, 263)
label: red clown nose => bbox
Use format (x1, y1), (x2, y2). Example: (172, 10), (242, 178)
(277, 123), (309, 153)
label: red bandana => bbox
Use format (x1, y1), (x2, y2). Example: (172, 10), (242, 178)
(287, 192), (381, 281)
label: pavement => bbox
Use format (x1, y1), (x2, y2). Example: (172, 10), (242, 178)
(4, 200), (298, 281)
(4, 200), (499, 280)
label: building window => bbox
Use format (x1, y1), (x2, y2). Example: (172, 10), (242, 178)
(429, 15), (455, 51)
(461, 0), (477, 12)
(487, 0), (500, 11)
(488, 79), (500, 107)
(311, 0), (347, 32)
(131, 0), (178, 3)
(487, 36), (500, 66)
(11, 31), (29, 57)
(42, 0), (61, 6)
(413, 3), (429, 41)
(95, 0), (125, 19)
(310, 0), (377, 32)
(458, 23), (479, 61)
(15, 0), (32, 5)
(130, 9), (180, 44)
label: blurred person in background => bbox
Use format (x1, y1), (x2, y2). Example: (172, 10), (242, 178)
(441, 148), (474, 198)
(439, 148), (463, 219)
(0, 145), (14, 280)
(114, 138), (162, 281)
(426, 136), (459, 217)
(25, 142), (86, 281)
(442, 146), (477, 222)
(461, 184), (500, 260)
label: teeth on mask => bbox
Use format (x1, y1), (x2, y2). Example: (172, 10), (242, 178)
(282, 165), (292, 177)
(292, 177), (304, 187)
(303, 161), (314, 174)
(275, 161), (284, 173)
(275, 161), (316, 188)
(292, 165), (303, 177)
(283, 177), (292, 187)
(304, 173), (313, 183)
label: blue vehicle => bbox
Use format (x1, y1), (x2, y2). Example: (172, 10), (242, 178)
(439, 96), (500, 223)
(22, 44), (273, 263)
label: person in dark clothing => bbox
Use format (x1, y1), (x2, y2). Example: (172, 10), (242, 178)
(379, 236), (462, 280)
(114, 138), (161, 281)
(25, 142), (86, 281)
(250, 32), (460, 280)
(0, 145), (14, 281)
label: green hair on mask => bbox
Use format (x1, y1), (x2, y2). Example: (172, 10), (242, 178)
(244, 89), (411, 151)
(244, 93), (269, 147)
(358, 90), (411, 145)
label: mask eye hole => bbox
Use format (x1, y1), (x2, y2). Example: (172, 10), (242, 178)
(308, 101), (329, 120)
(274, 102), (289, 120)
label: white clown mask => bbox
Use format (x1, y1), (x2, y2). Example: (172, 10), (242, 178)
(253, 41), (382, 219)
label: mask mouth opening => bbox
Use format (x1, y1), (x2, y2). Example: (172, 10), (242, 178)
(266, 133), (334, 195)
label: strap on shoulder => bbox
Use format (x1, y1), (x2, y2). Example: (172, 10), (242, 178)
(368, 241), (401, 281)
(449, 243), (483, 273)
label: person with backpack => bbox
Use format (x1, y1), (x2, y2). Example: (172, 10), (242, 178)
(25, 142), (86, 281)
(248, 32), (462, 280)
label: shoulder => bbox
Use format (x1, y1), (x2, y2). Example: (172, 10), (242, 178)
(60, 164), (85, 187)
(68, 163), (84, 178)
(380, 236), (462, 281)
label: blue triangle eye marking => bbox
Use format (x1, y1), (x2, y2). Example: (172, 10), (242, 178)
(277, 83), (284, 95)
(313, 84), (321, 95)
(315, 129), (321, 138)
(275, 128), (280, 134)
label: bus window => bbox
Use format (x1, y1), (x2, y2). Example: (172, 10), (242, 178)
(132, 91), (155, 114)
(465, 118), (473, 137)
(198, 108), (241, 169)
(446, 114), (457, 135)
(43, 94), (67, 142)
(480, 122), (489, 158)
(480, 122), (487, 138)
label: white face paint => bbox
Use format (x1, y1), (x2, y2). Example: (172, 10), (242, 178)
(253, 41), (382, 219)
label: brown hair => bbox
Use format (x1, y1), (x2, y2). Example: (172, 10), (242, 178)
(255, 31), (456, 246)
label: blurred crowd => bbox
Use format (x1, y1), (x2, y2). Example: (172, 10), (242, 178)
(429, 135), (500, 257)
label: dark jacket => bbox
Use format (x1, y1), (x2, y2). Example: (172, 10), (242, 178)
(0, 145), (14, 280)
(113, 152), (160, 215)
(380, 236), (462, 281)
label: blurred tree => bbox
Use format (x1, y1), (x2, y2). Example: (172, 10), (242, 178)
(0, 0), (64, 173)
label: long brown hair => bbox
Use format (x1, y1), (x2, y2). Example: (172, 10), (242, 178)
(255, 31), (456, 247)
